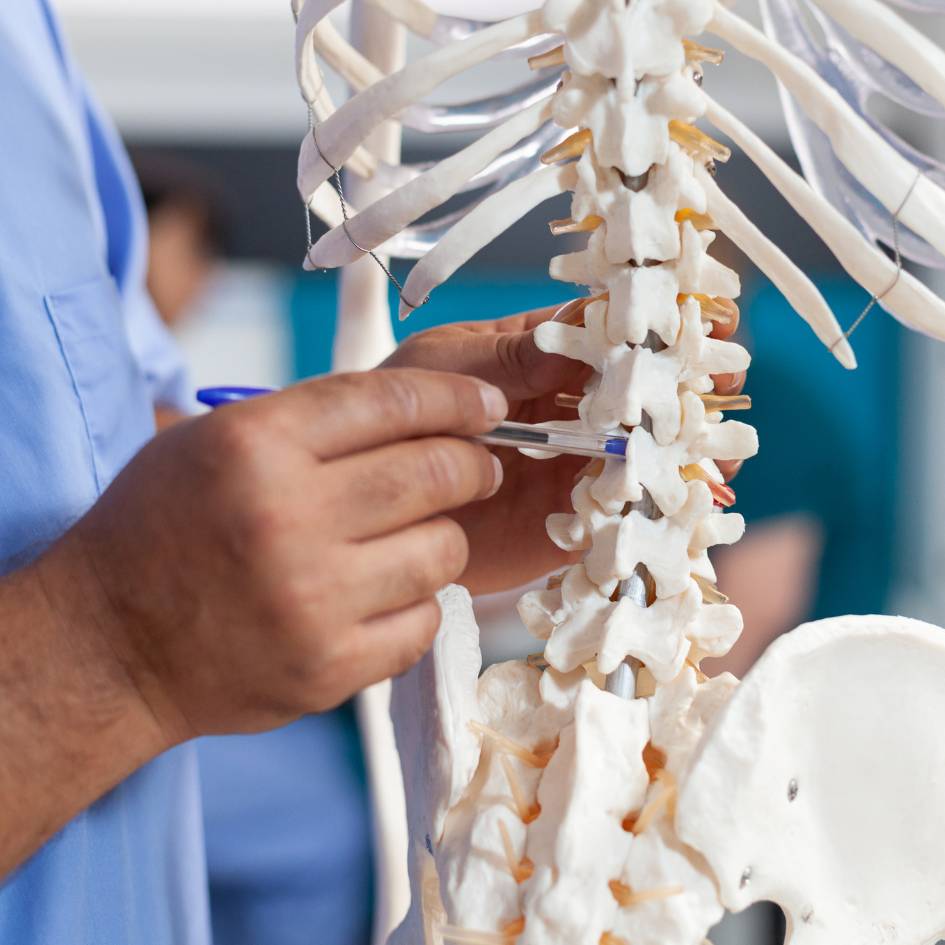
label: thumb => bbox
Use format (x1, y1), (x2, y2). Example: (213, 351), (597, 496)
(382, 318), (584, 402)
(455, 328), (579, 402)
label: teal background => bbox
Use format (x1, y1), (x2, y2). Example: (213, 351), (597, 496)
(288, 266), (576, 380)
(717, 275), (901, 619)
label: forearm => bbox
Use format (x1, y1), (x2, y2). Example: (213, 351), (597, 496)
(0, 540), (170, 877)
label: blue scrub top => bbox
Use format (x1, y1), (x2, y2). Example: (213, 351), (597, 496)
(0, 2), (210, 943)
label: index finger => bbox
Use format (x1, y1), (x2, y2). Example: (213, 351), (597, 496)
(442, 304), (560, 337)
(251, 368), (508, 460)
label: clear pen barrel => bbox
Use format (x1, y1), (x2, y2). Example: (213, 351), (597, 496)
(475, 422), (626, 460)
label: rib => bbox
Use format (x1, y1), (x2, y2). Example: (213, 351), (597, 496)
(705, 97), (945, 343)
(312, 17), (386, 93)
(303, 7), (560, 137)
(306, 182), (347, 232)
(309, 82), (377, 179)
(398, 163), (576, 318)
(399, 72), (562, 135)
(295, 0), (346, 103)
(329, 136), (566, 261)
(295, 0), (378, 178)
(309, 87), (560, 198)
(807, 0), (945, 112)
(364, 0), (438, 38)
(308, 97), (555, 268)
(298, 12), (546, 201)
(709, 3), (945, 261)
(695, 165), (855, 369)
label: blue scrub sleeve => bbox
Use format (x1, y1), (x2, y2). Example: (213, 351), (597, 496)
(126, 288), (193, 412)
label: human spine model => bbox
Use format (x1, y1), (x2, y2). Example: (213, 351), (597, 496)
(522, 2), (759, 686)
(292, 2), (945, 944)
(396, 8), (759, 944)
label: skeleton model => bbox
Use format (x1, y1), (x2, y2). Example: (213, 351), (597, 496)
(292, 2), (945, 944)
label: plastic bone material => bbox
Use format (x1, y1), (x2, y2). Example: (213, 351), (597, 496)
(708, 4), (945, 263)
(762, 0), (945, 270)
(702, 98), (945, 340)
(289, 2), (945, 945)
(294, 0), (945, 344)
(676, 614), (945, 945)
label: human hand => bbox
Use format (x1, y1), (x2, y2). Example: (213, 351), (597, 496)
(40, 369), (508, 744)
(384, 308), (587, 595)
(384, 303), (746, 596)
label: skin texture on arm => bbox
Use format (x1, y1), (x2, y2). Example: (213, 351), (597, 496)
(0, 553), (169, 879)
(0, 368), (507, 879)
(703, 514), (824, 678)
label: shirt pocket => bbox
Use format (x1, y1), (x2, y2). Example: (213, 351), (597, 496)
(44, 276), (154, 492)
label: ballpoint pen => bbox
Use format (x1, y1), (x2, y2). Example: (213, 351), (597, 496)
(196, 386), (629, 461)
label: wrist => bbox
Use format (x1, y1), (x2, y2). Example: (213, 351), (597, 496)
(0, 547), (177, 874)
(29, 534), (178, 762)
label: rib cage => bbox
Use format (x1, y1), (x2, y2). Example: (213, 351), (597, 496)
(296, 0), (945, 337)
(290, 3), (945, 945)
(763, 0), (945, 269)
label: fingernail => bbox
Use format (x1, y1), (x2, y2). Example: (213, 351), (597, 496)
(485, 454), (504, 498)
(479, 383), (508, 423)
(713, 371), (743, 395)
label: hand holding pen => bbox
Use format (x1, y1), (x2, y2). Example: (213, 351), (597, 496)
(197, 386), (631, 461)
(197, 386), (743, 512)
(189, 309), (745, 595)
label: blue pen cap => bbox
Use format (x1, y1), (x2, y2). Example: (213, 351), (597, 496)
(196, 386), (277, 408)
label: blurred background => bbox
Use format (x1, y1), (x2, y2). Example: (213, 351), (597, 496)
(55, 1), (945, 944)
